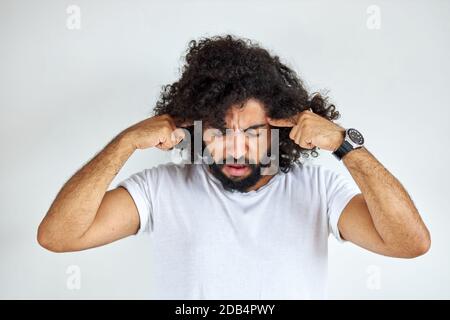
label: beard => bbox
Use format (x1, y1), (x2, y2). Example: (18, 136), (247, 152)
(209, 160), (263, 193)
(199, 141), (273, 193)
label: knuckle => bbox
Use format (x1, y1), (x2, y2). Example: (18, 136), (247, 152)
(161, 125), (172, 135)
(289, 130), (295, 140)
(300, 118), (310, 128)
(162, 118), (172, 126)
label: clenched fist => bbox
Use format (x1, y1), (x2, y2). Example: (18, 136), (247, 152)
(122, 114), (192, 151)
(268, 110), (345, 152)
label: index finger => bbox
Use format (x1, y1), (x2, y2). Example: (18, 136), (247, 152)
(267, 115), (298, 127)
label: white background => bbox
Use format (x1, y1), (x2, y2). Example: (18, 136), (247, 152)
(1, 0), (449, 299)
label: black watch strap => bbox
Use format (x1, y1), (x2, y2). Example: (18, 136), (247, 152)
(332, 140), (354, 161)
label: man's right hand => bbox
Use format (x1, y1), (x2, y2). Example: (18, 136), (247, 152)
(122, 114), (192, 151)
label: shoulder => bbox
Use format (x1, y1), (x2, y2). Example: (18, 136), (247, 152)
(142, 162), (200, 181)
(285, 162), (345, 189)
(287, 162), (334, 180)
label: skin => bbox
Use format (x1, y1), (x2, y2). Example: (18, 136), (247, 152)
(37, 115), (187, 252)
(268, 109), (431, 258)
(37, 99), (431, 258)
(203, 99), (275, 190)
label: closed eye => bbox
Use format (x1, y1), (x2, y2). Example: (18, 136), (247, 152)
(244, 129), (260, 137)
(210, 124), (267, 137)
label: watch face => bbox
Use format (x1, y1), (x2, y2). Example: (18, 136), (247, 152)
(348, 128), (364, 145)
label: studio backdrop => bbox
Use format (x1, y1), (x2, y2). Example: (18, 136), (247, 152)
(0, 0), (449, 299)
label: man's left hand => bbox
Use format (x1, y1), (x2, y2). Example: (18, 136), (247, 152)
(267, 110), (346, 152)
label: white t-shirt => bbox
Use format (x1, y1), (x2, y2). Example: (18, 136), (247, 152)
(117, 161), (360, 299)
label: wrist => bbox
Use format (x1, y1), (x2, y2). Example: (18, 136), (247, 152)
(332, 129), (346, 152)
(332, 128), (365, 161)
(116, 130), (138, 154)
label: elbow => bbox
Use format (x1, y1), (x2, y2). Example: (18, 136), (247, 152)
(37, 223), (67, 253)
(36, 224), (54, 252)
(384, 227), (431, 259)
(412, 235), (431, 258)
(401, 231), (431, 259)
(413, 226), (432, 257)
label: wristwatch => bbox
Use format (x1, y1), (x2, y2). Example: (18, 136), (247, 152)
(332, 128), (364, 160)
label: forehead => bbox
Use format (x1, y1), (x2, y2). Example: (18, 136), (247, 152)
(224, 98), (267, 128)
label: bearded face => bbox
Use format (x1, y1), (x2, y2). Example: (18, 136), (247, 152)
(202, 99), (275, 192)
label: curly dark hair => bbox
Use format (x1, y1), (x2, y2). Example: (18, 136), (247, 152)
(153, 34), (341, 172)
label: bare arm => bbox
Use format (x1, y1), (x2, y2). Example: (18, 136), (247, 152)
(37, 114), (187, 252)
(338, 147), (431, 258)
(268, 110), (430, 259)
(37, 133), (137, 252)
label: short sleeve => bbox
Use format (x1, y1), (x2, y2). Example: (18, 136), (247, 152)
(116, 169), (154, 235)
(325, 169), (361, 242)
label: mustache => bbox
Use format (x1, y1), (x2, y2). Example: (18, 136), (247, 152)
(216, 157), (255, 166)
(200, 144), (273, 168)
(214, 156), (272, 168)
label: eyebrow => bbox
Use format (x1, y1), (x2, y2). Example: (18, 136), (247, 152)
(221, 123), (267, 132)
(242, 123), (267, 131)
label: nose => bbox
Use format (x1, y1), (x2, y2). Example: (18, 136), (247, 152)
(224, 129), (247, 161)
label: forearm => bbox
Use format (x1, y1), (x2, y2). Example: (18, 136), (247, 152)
(342, 147), (430, 252)
(38, 132), (135, 242)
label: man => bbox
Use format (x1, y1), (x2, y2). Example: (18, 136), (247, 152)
(37, 35), (430, 299)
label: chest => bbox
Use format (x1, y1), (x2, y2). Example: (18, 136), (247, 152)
(151, 185), (328, 260)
